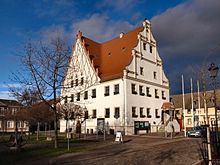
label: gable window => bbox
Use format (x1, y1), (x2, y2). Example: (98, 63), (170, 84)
(147, 108), (151, 118)
(64, 96), (68, 103)
(76, 93), (80, 101)
(155, 109), (160, 118)
(104, 86), (110, 96)
(75, 78), (78, 86)
(70, 94), (74, 102)
(114, 84), (119, 95)
(84, 91), (88, 100)
(71, 80), (74, 88)
(81, 77), (84, 86)
(140, 107), (145, 118)
(105, 108), (110, 118)
(162, 91), (166, 100)
(131, 84), (137, 94)
(92, 109), (96, 118)
(91, 89), (96, 98)
(150, 45), (152, 53)
(153, 72), (157, 79)
(132, 107), (138, 118)
(146, 87), (151, 97)
(143, 43), (146, 50)
(114, 107), (120, 119)
(155, 89), (159, 98)
(140, 67), (144, 75)
(139, 85), (145, 96)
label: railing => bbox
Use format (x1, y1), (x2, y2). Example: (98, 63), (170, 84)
(201, 122), (220, 164)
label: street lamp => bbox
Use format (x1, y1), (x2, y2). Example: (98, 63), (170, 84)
(208, 63), (219, 131)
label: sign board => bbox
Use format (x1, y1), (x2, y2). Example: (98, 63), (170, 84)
(115, 132), (123, 143)
(135, 121), (150, 129)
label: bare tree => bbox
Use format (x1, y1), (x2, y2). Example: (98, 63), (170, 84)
(11, 35), (71, 148)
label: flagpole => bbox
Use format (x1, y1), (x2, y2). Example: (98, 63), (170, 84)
(182, 75), (186, 137)
(197, 80), (201, 125)
(190, 78), (194, 128)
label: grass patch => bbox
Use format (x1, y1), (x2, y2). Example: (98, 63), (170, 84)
(0, 134), (98, 165)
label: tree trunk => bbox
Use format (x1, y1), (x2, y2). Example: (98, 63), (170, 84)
(37, 122), (40, 141)
(45, 123), (47, 137)
(65, 120), (68, 138)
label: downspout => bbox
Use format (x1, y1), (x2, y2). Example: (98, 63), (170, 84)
(122, 70), (127, 135)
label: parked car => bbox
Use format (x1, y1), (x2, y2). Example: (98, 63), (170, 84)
(187, 126), (206, 137)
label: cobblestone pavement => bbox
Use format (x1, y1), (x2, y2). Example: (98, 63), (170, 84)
(47, 135), (203, 165)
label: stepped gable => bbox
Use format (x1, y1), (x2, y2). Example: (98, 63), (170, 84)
(81, 26), (143, 81)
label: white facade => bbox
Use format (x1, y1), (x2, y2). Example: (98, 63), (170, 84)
(60, 20), (169, 135)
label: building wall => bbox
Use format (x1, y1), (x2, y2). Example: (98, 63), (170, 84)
(60, 20), (170, 135)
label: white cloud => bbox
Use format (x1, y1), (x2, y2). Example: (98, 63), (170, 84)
(38, 25), (73, 45)
(72, 14), (135, 42)
(0, 91), (15, 100)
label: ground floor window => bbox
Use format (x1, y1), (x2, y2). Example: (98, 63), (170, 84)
(7, 121), (13, 128)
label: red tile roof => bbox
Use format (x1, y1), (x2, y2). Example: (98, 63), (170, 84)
(77, 26), (143, 81)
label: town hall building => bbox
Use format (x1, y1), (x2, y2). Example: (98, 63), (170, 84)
(60, 19), (170, 135)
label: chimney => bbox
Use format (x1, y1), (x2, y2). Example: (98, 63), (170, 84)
(119, 32), (124, 38)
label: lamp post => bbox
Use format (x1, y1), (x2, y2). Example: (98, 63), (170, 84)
(208, 63), (219, 131)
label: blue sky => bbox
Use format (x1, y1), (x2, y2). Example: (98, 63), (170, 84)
(0, 0), (220, 99)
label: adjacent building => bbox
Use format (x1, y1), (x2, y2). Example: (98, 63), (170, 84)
(172, 89), (220, 129)
(60, 20), (170, 135)
(0, 99), (29, 132)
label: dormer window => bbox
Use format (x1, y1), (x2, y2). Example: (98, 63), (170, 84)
(143, 43), (146, 50)
(140, 67), (144, 75)
(153, 72), (157, 79)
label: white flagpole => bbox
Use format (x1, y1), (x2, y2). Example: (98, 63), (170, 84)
(182, 75), (186, 137)
(190, 78), (194, 128)
(197, 80), (201, 125)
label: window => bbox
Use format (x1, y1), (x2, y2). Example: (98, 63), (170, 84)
(147, 108), (151, 118)
(140, 107), (145, 118)
(84, 91), (88, 100)
(146, 87), (151, 97)
(81, 77), (84, 86)
(92, 109), (96, 118)
(64, 96), (68, 103)
(75, 78), (78, 86)
(7, 121), (13, 128)
(105, 108), (110, 118)
(150, 45), (152, 53)
(162, 91), (166, 100)
(139, 85), (145, 96)
(114, 107), (120, 119)
(155, 109), (160, 118)
(76, 92), (80, 101)
(0, 121), (1, 128)
(104, 86), (110, 96)
(114, 84), (119, 95)
(187, 109), (191, 114)
(70, 94), (74, 102)
(0, 107), (4, 115)
(91, 89), (96, 98)
(131, 84), (137, 94)
(132, 107), (138, 118)
(187, 118), (192, 125)
(153, 72), (157, 79)
(71, 80), (74, 87)
(155, 89), (159, 98)
(143, 43), (146, 50)
(140, 67), (144, 75)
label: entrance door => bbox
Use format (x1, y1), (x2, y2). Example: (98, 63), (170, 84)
(97, 118), (105, 134)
